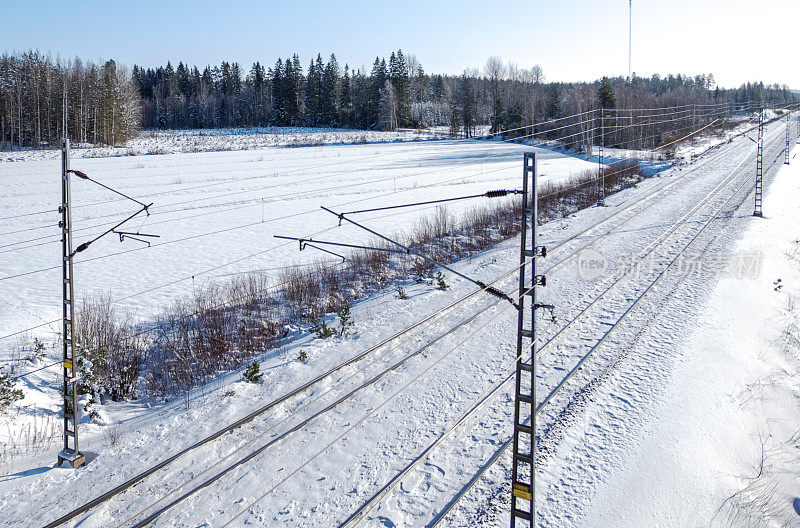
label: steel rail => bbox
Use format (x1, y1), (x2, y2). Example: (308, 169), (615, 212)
(41, 264), (518, 528)
(341, 126), (786, 527)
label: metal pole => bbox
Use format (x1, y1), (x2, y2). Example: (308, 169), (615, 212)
(753, 109), (764, 217)
(319, 207), (518, 306)
(511, 153), (545, 528)
(510, 156), (528, 528)
(785, 112), (791, 165)
(58, 138), (85, 469)
(628, 0), (632, 78)
(598, 109), (605, 206)
(529, 155), (538, 525)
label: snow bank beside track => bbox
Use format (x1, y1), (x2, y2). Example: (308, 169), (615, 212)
(585, 143), (800, 527)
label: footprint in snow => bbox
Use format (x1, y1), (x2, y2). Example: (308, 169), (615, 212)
(425, 461), (446, 476)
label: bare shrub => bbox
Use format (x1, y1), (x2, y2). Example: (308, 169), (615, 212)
(539, 159), (642, 222)
(75, 293), (146, 402)
(146, 276), (284, 397)
(412, 257), (435, 279)
(280, 266), (324, 321)
(286, 137), (325, 148)
(102, 420), (122, 447)
(6, 334), (48, 374)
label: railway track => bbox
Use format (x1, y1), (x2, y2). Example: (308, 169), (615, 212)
(423, 129), (791, 527)
(200, 129), (787, 527)
(336, 124), (789, 528)
(41, 119), (780, 528)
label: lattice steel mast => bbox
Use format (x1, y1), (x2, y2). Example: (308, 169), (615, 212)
(58, 138), (84, 468)
(510, 153), (548, 527)
(56, 139), (155, 468)
(753, 108), (764, 217)
(598, 110), (605, 206)
(785, 111), (791, 165)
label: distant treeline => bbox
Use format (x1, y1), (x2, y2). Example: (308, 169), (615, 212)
(0, 52), (140, 148)
(0, 49), (796, 149)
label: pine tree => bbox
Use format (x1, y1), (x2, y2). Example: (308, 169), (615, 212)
(242, 361), (262, 383)
(248, 61), (266, 126)
(458, 73), (476, 137)
(351, 68), (369, 129)
(321, 54), (340, 126)
(283, 58), (299, 123)
(0, 373), (23, 413)
(546, 84), (560, 119)
(305, 58), (320, 125)
(485, 56), (505, 134)
(597, 77), (617, 109)
(339, 64), (351, 127)
(378, 79), (398, 131)
(392, 50), (411, 127)
(448, 90), (460, 137)
(271, 58), (285, 124)
(368, 58), (387, 129)
(100, 60), (119, 144)
(290, 55), (304, 123)
(431, 75), (445, 102)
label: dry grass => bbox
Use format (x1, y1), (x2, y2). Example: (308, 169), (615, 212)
(0, 412), (59, 464)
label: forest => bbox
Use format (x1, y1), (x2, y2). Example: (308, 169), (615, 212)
(0, 49), (796, 150)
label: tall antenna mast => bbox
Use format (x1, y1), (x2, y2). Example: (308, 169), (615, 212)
(628, 0), (632, 78)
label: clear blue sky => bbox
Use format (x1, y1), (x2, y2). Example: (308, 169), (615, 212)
(3, 0), (798, 88)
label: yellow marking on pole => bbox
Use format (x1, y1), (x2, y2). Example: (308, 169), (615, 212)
(64, 359), (73, 370)
(513, 482), (531, 501)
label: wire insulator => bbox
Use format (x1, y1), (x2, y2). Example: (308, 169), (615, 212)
(486, 190), (509, 198)
(476, 281), (517, 306)
(484, 285), (507, 299)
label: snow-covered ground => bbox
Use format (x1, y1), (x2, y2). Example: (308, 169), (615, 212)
(436, 121), (798, 527)
(0, 127), (449, 163)
(0, 135), (596, 466)
(1, 120), (796, 527)
(584, 141), (800, 527)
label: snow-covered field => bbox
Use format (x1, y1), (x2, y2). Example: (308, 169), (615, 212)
(0, 137), (595, 344)
(0, 134), (596, 469)
(0, 127), (451, 163)
(1, 121), (798, 528)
